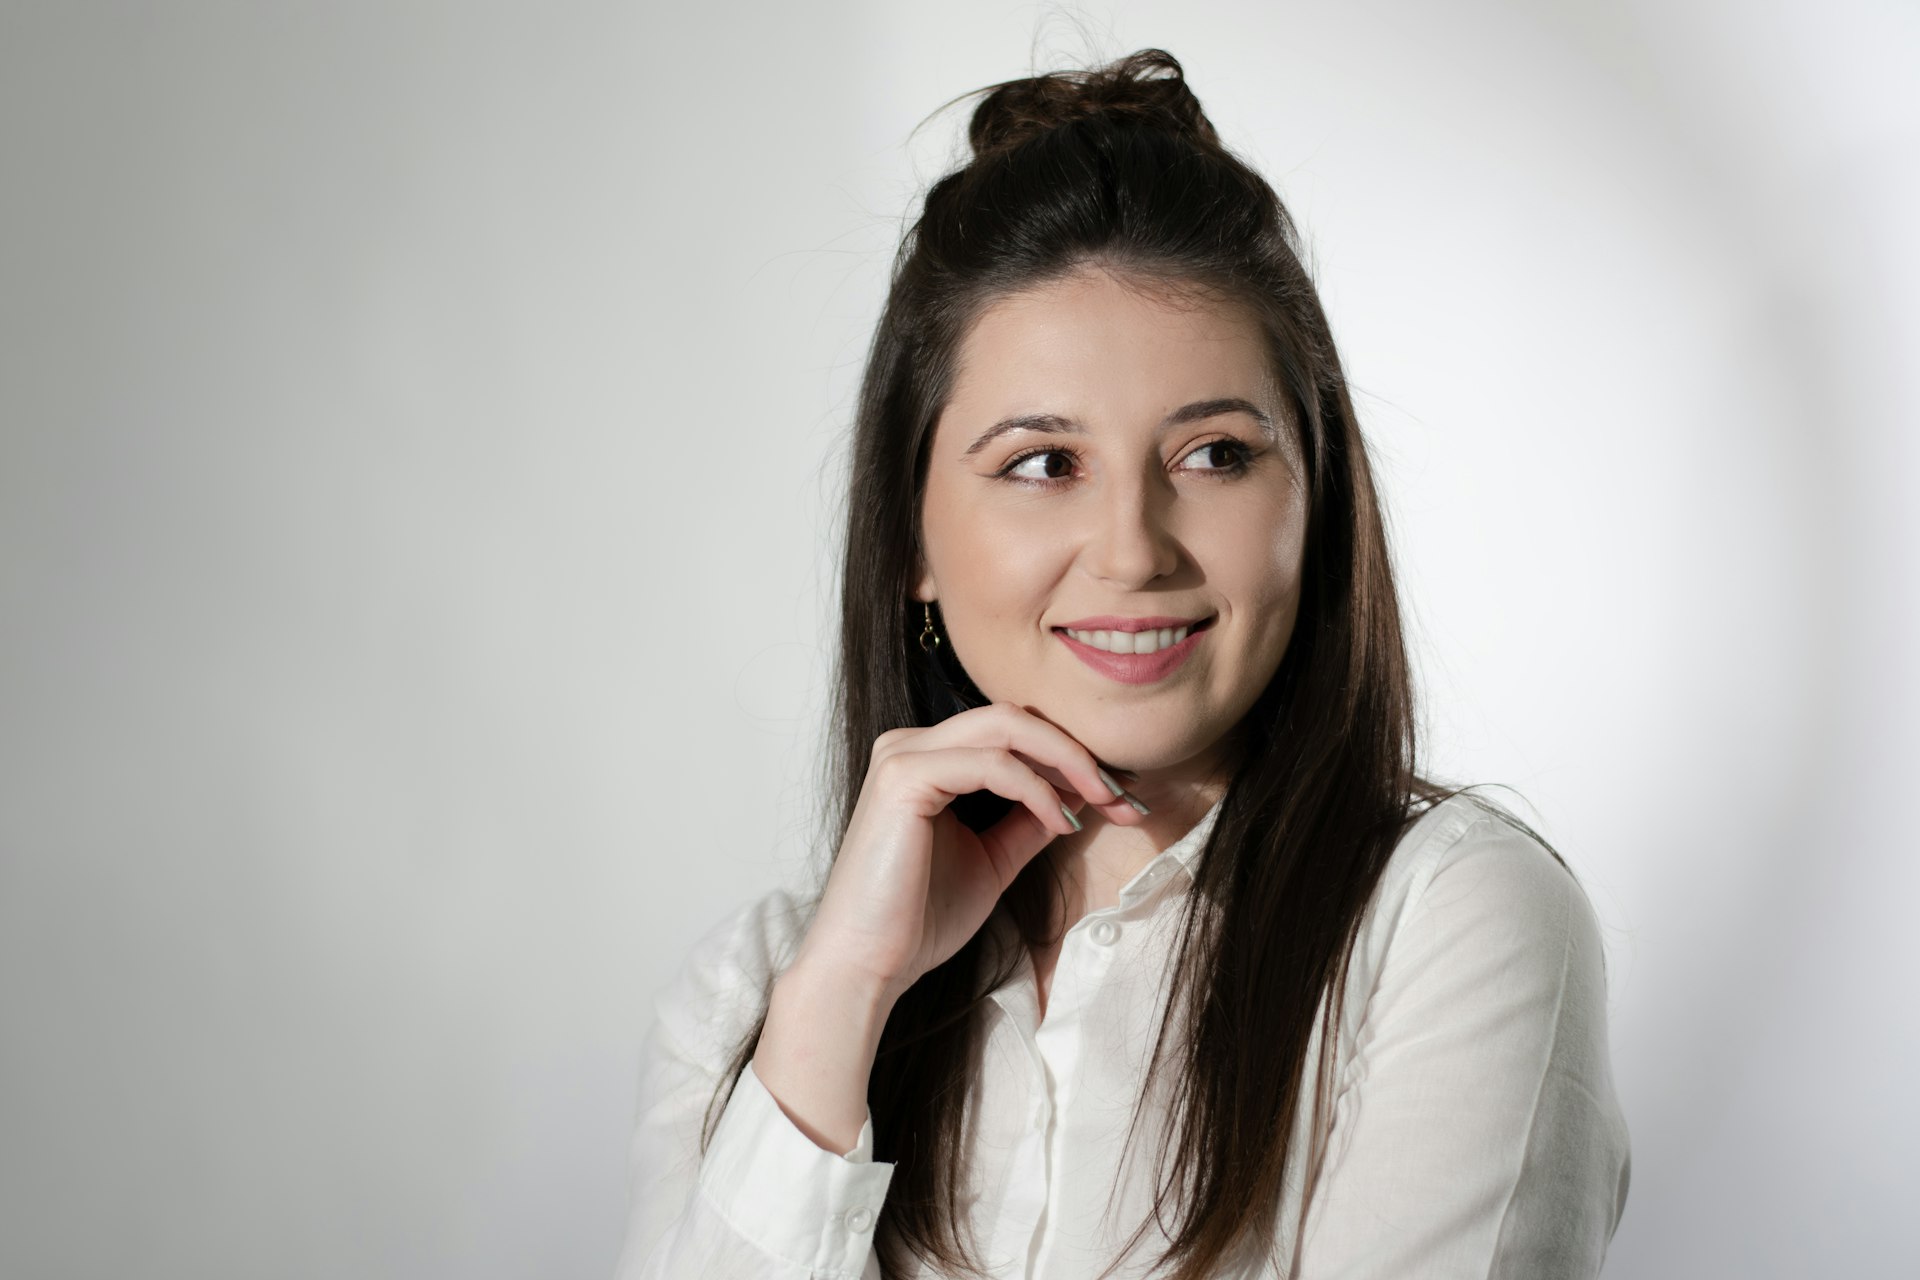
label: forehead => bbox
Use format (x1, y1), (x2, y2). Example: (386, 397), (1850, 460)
(944, 267), (1277, 420)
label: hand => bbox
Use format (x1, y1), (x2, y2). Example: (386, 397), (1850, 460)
(789, 701), (1145, 1004)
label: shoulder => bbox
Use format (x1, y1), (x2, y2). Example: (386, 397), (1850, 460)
(1377, 793), (1592, 939)
(649, 883), (817, 1070)
(1345, 793), (1610, 1028)
(1313, 797), (1632, 1259)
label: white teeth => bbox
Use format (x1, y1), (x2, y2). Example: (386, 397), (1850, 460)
(1064, 624), (1192, 654)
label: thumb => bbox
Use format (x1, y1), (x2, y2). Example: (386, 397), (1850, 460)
(976, 790), (1079, 892)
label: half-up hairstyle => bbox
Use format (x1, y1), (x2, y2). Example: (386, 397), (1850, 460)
(701, 48), (1546, 1279)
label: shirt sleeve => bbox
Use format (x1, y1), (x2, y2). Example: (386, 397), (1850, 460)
(610, 891), (897, 1280)
(1294, 814), (1632, 1278)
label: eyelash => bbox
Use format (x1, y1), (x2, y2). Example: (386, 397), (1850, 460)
(992, 438), (1260, 488)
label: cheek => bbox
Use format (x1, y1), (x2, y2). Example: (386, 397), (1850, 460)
(1218, 506), (1308, 656)
(1264, 486), (1310, 584)
(925, 491), (1063, 606)
(1264, 525), (1308, 628)
(1208, 490), (1306, 587)
(1267, 528), (1307, 600)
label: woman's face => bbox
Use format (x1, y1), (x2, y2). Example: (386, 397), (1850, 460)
(915, 263), (1308, 780)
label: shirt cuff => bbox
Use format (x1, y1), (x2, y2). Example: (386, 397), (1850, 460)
(695, 1059), (895, 1277)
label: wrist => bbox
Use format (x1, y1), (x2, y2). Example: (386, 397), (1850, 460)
(753, 957), (898, 1157)
(771, 951), (900, 1034)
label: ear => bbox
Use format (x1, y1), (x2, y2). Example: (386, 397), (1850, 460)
(912, 555), (935, 604)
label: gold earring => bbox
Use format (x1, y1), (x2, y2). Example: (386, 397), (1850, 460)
(919, 601), (941, 652)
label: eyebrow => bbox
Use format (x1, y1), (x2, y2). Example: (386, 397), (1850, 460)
(960, 397), (1277, 458)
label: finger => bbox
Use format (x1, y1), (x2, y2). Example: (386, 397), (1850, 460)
(888, 702), (1146, 818)
(1018, 753), (1146, 821)
(976, 795), (1066, 890)
(1009, 705), (1148, 812)
(880, 744), (1084, 841)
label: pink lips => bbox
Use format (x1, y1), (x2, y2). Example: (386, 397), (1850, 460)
(1053, 616), (1213, 685)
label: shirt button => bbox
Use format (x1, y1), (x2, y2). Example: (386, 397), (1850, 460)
(847, 1206), (875, 1234)
(1090, 919), (1119, 946)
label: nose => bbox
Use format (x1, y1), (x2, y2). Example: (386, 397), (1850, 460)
(1081, 467), (1181, 588)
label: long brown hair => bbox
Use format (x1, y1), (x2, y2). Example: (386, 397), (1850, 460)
(700, 48), (1550, 1279)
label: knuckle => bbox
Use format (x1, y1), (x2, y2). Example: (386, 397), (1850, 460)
(987, 744), (1021, 768)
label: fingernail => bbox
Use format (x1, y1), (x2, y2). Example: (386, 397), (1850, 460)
(1124, 792), (1150, 816)
(1096, 767), (1127, 799)
(1060, 802), (1083, 832)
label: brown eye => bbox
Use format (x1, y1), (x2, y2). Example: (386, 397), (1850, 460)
(1180, 439), (1255, 474)
(1004, 448), (1079, 484)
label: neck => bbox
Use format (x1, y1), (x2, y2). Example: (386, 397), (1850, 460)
(1041, 742), (1232, 927)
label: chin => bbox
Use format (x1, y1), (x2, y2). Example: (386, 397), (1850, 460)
(1054, 711), (1218, 775)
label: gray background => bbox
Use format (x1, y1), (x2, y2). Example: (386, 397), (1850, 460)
(3, 2), (1915, 1276)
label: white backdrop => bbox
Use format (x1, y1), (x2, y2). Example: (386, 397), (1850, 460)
(2, 2), (1915, 1277)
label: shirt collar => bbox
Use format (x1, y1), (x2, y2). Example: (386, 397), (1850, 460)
(1113, 791), (1226, 907)
(975, 792), (1228, 1006)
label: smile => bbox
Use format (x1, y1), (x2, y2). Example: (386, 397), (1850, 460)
(1058, 622), (1197, 654)
(1052, 616), (1215, 684)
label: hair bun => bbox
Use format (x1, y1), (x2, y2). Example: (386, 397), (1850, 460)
(964, 48), (1220, 163)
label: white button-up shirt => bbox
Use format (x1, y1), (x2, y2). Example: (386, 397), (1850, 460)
(614, 794), (1631, 1278)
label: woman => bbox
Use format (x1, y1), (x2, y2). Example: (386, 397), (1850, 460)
(615, 48), (1630, 1280)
